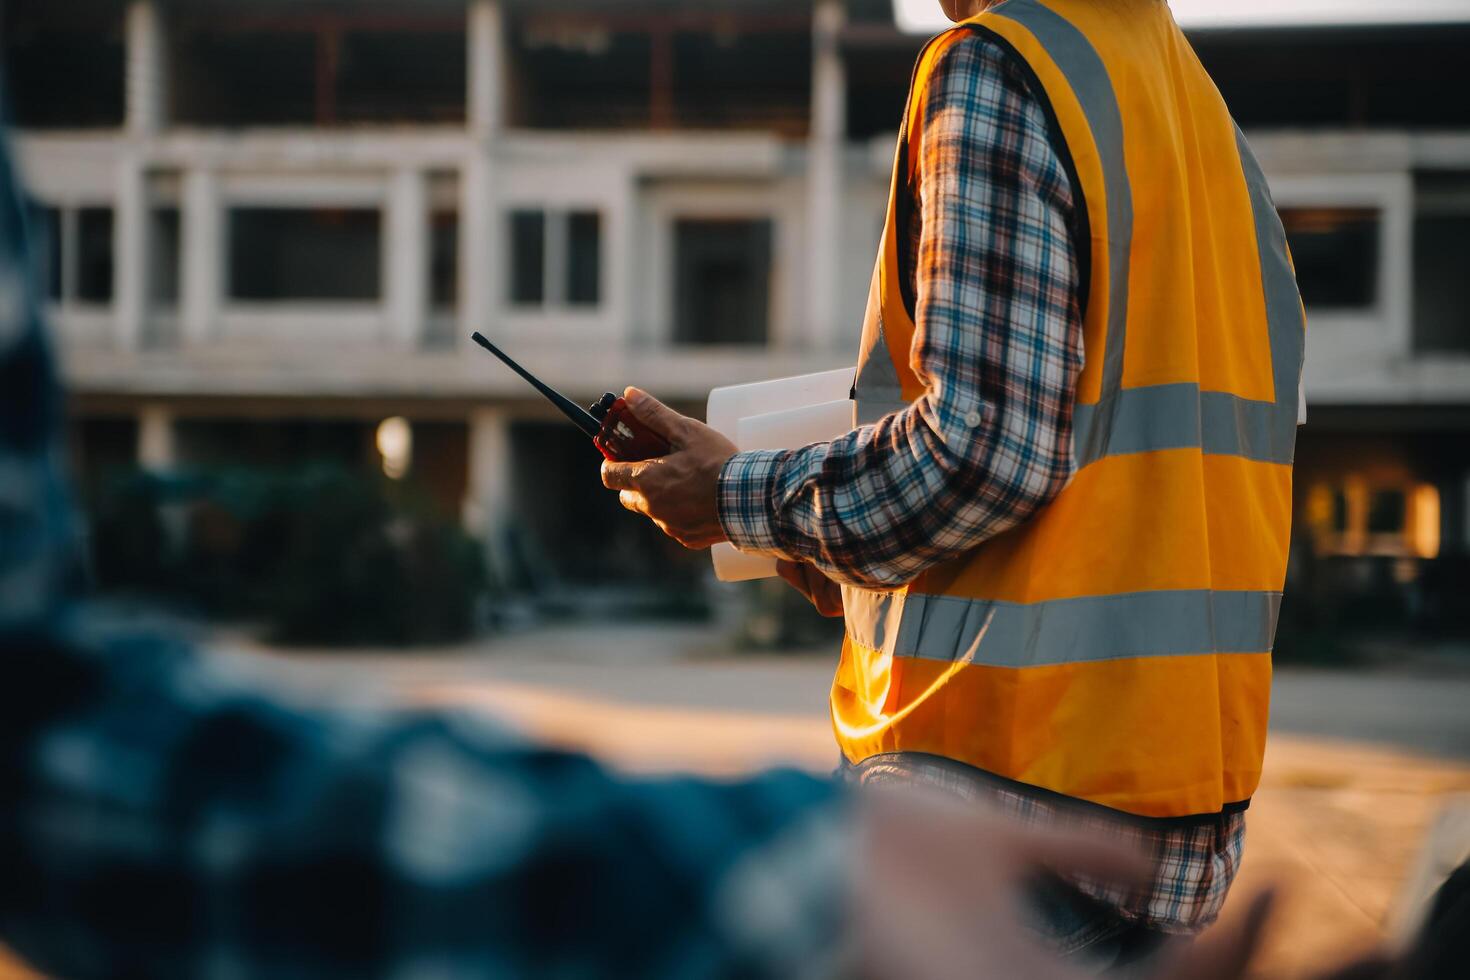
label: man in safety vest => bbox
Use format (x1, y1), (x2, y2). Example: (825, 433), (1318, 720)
(602, 0), (1305, 962)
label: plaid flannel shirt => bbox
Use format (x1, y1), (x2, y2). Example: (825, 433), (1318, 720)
(853, 754), (1245, 936)
(718, 33), (1082, 590)
(719, 34), (1244, 934)
(0, 116), (849, 978)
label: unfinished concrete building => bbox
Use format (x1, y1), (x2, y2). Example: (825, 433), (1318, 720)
(6, 0), (1470, 613)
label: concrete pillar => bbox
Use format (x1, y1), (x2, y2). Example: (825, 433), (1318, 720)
(805, 0), (847, 352)
(544, 207), (567, 306)
(180, 168), (221, 345)
(137, 403), (177, 471)
(125, 0), (168, 136)
(464, 408), (514, 581)
(58, 209), (79, 305)
(462, 1), (506, 344)
(468, 0), (507, 136)
(117, 1), (167, 350)
(460, 154), (495, 342)
(386, 168), (429, 349)
(610, 176), (640, 347)
(113, 157), (149, 350)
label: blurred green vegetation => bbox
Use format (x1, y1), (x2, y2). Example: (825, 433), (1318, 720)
(82, 462), (1469, 661)
(87, 464), (486, 646)
(732, 577), (845, 652)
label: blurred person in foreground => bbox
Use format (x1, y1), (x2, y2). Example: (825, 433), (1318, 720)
(0, 101), (1286, 979)
(603, 0), (1307, 966)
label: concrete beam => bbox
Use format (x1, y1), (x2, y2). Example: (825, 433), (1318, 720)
(463, 1), (506, 347)
(468, 0), (507, 136)
(180, 168), (221, 345)
(459, 153), (496, 347)
(125, 1), (168, 136)
(805, 0), (847, 352)
(386, 168), (429, 349)
(113, 157), (150, 351)
(137, 402), (177, 470)
(464, 407), (514, 582)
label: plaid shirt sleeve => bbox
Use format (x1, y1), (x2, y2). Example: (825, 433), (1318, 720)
(0, 625), (850, 979)
(717, 34), (1083, 590)
(0, 114), (851, 979)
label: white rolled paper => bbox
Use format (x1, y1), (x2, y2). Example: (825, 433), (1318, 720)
(706, 369), (856, 581)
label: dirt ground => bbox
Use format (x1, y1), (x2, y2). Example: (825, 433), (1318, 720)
(4, 624), (1468, 978)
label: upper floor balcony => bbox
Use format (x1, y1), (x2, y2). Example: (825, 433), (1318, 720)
(8, 1), (1470, 406)
(18, 126), (873, 403)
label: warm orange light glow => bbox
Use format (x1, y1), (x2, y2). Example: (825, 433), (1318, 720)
(376, 416), (413, 480)
(1342, 476), (1369, 555)
(1411, 484), (1441, 559)
(1306, 484), (1334, 532)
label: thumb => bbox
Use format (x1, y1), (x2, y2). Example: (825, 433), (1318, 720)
(623, 387), (690, 443)
(1151, 888), (1276, 980)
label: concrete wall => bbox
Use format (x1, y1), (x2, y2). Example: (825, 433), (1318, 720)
(17, 6), (1470, 409)
(13, 1), (1470, 553)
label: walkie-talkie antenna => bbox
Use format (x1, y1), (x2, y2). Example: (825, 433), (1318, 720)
(471, 332), (602, 438)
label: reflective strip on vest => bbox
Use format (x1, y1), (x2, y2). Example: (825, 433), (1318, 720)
(996, 0), (1133, 469)
(1023, 0), (1303, 468)
(1066, 126), (1304, 466)
(844, 588), (1282, 667)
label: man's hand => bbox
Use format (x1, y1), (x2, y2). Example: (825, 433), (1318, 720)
(856, 789), (1278, 980)
(600, 388), (739, 550)
(776, 559), (844, 617)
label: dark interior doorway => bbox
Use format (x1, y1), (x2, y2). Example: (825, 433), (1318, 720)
(672, 218), (772, 346)
(506, 420), (706, 591)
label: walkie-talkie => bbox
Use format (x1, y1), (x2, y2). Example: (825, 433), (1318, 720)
(470, 332), (673, 462)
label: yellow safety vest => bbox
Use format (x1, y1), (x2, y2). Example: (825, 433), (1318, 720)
(836, 0), (1305, 819)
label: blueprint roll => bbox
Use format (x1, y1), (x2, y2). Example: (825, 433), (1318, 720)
(706, 369), (855, 582)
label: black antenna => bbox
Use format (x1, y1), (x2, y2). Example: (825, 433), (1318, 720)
(470, 332), (601, 438)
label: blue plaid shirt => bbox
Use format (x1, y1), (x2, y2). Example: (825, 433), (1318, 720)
(718, 34), (1244, 934)
(718, 34), (1083, 590)
(0, 116), (848, 977)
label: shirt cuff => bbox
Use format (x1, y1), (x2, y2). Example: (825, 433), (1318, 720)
(717, 449), (791, 557)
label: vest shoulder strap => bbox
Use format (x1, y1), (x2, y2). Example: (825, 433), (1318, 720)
(892, 18), (1092, 326)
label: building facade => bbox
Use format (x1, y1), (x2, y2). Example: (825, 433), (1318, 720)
(7, 0), (1470, 619)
